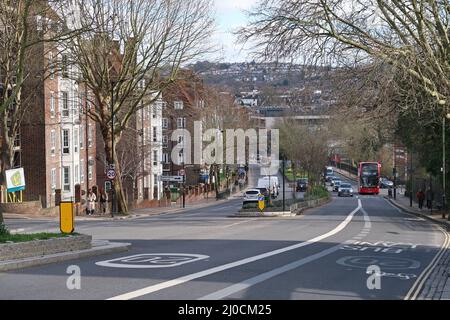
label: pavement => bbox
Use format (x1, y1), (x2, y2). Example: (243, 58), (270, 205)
(1, 167), (449, 300)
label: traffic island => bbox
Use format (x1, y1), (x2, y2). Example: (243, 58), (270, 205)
(0, 233), (131, 272)
(234, 195), (331, 218)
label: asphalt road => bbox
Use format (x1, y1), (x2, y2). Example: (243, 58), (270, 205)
(1, 173), (448, 300)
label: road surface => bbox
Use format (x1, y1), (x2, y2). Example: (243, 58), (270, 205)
(1, 173), (448, 300)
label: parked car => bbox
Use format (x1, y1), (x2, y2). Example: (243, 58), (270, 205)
(326, 174), (335, 183)
(338, 183), (354, 197)
(333, 180), (342, 192)
(379, 177), (394, 189)
(296, 178), (309, 192)
(243, 189), (262, 205)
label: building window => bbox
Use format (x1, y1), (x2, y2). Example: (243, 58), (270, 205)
(74, 128), (78, 153)
(49, 53), (55, 80)
(162, 118), (169, 129)
(153, 150), (158, 166)
(74, 165), (79, 184)
(152, 104), (158, 118)
(174, 101), (184, 110)
(63, 167), (70, 191)
(80, 160), (84, 183)
(88, 158), (93, 180)
(61, 91), (69, 117)
(80, 125), (84, 149)
(177, 135), (184, 144)
(152, 126), (157, 142)
(62, 129), (70, 154)
(178, 151), (184, 165)
(162, 135), (168, 147)
(61, 54), (68, 78)
(50, 92), (55, 118)
(162, 152), (169, 163)
(73, 91), (78, 118)
(51, 168), (56, 190)
(50, 130), (56, 155)
(176, 117), (186, 128)
(88, 124), (93, 147)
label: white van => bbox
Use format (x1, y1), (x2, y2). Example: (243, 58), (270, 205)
(258, 176), (279, 197)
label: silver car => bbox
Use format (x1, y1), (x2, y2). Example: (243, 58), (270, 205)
(338, 183), (354, 197)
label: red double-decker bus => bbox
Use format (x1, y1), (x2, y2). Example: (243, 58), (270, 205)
(358, 162), (381, 195)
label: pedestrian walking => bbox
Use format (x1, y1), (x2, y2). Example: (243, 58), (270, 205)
(426, 188), (433, 209)
(416, 189), (425, 209)
(87, 189), (97, 215)
(99, 188), (108, 214)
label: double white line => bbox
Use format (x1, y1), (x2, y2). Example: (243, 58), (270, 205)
(405, 227), (450, 300)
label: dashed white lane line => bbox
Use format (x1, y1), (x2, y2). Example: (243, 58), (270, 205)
(199, 202), (372, 300)
(107, 200), (363, 300)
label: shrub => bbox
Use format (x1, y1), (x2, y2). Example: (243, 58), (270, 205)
(0, 222), (10, 236)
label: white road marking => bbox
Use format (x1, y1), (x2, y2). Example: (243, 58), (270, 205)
(405, 227), (450, 300)
(96, 254), (210, 269)
(199, 243), (345, 300)
(107, 200), (363, 300)
(200, 203), (374, 300)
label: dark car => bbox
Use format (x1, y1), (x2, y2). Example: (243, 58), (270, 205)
(296, 178), (309, 192)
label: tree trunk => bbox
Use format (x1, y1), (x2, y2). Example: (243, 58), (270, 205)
(0, 122), (14, 224)
(102, 129), (129, 214)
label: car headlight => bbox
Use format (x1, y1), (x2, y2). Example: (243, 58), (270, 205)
(350, 189), (353, 193)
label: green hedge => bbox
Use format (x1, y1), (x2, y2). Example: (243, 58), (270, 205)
(304, 185), (330, 201)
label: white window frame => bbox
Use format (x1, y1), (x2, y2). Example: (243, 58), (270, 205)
(177, 117), (186, 128)
(49, 52), (55, 80)
(74, 128), (79, 153)
(174, 101), (184, 110)
(50, 130), (56, 156)
(63, 167), (70, 191)
(162, 118), (169, 129)
(50, 92), (55, 118)
(62, 129), (70, 154)
(88, 157), (93, 180)
(88, 124), (93, 148)
(51, 168), (56, 190)
(74, 164), (79, 184)
(61, 91), (69, 117)
(80, 159), (85, 183)
(152, 126), (158, 142)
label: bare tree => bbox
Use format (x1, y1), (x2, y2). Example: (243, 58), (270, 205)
(64, 0), (214, 213)
(240, 0), (449, 116)
(0, 0), (84, 224)
(277, 117), (330, 193)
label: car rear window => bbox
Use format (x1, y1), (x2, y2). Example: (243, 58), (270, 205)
(246, 191), (259, 195)
(341, 184), (351, 188)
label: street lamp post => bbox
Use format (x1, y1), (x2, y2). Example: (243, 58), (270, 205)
(443, 115), (446, 219)
(110, 83), (116, 217)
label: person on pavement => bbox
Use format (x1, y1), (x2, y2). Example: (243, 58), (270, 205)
(416, 190), (425, 209)
(87, 189), (97, 215)
(426, 188), (433, 209)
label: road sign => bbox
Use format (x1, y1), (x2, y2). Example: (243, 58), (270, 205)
(5, 168), (25, 192)
(258, 194), (265, 212)
(107, 169), (116, 180)
(161, 176), (184, 182)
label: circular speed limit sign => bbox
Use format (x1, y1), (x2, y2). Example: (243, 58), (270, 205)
(107, 169), (116, 180)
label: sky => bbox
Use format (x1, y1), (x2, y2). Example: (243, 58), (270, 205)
(210, 0), (259, 63)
